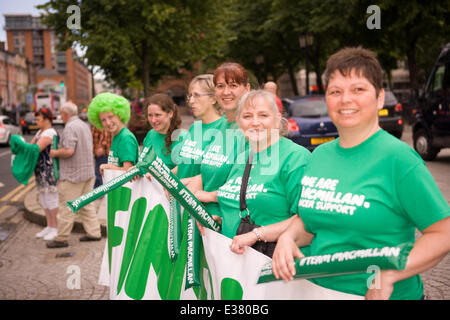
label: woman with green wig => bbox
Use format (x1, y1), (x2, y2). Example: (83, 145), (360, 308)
(87, 92), (139, 172)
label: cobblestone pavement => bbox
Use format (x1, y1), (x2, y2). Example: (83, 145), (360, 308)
(0, 120), (448, 300)
(0, 205), (109, 300)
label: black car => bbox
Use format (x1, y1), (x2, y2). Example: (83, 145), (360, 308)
(413, 42), (450, 160)
(378, 90), (404, 139)
(20, 112), (38, 135)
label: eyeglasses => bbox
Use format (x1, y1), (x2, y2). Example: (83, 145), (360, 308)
(187, 92), (212, 100)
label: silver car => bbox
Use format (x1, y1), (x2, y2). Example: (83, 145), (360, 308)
(0, 115), (22, 145)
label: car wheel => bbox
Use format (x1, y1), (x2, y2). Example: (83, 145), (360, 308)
(414, 129), (439, 161)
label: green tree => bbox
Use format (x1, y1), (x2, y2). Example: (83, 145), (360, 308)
(38, 0), (231, 97)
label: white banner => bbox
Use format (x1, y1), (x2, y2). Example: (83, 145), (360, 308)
(99, 170), (363, 300)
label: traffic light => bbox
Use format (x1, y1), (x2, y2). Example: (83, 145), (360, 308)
(60, 80), (65, 88)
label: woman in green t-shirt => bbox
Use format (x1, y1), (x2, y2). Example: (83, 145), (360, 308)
(88, 92), (139, 172)
(138, 93), (182, 169)
(272, 47), (450, 300)
(172, 74), (225, 182)
(197, 90), (311, 258)
(193, 62), (251, 217)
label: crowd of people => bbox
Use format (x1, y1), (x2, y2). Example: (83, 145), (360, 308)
(26, 47), (449, 300)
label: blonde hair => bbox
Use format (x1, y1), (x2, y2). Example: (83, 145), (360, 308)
(237, 90), (287, 136)
(188, 74), (221, 113)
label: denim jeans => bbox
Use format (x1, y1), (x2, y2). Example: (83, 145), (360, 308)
(94, 155), (108, 188)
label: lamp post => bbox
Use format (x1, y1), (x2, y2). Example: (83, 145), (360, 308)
(299, 33), (314, 95)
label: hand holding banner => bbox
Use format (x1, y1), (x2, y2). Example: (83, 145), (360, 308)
(67, 148), (221, 232)
(258, 242), (413, 284)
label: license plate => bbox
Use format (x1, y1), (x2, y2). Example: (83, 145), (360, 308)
(378, 109), (388, 116)
(29, 125), (39, 130)
(311, 137), (335, 145)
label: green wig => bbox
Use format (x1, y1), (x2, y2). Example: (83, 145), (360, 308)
(88, 92), (131, 129)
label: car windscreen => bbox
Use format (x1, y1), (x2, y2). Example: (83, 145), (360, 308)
(384, 91), (398, 105)
(290, 98), (328, 117)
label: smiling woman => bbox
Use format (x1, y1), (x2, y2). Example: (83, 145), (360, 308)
(88, 92), (139, 173)
(138, 93), (182, 169)
(272, 47), (450, 300)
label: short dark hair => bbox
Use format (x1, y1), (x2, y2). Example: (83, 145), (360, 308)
(324, 47), (383, 96)
(35, 108), (54, 123)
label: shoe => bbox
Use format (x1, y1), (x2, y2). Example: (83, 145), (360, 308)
(46, 240), (69, 248)
(43, 228), (58, 241)
(36, 227), (51, 238)
(79, 235), (102, 242)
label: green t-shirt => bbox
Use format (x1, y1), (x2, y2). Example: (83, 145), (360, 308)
(173, 117), (226, 179)
(108, 127), (139, 167)
(200, 120), (248, 216)
(217, 137), (311, 238)
(139, 129), (181, 169)
(298, 129), (450, 300)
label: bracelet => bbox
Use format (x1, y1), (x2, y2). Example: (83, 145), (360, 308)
(253, 228), (266, 242)
(253, 228), (262, 242)
(260, 226), (267, 242)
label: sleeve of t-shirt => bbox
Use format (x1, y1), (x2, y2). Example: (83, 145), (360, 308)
(41, 128), (57, 139)
(396, 162), (450, 231)
(282, 148), (312, 215)
(118, 135), (139, 165)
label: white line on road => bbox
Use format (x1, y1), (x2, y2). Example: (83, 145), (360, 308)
(0, 150), (11, 158)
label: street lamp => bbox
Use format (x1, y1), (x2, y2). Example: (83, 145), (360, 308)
(299, 33), (314, 95)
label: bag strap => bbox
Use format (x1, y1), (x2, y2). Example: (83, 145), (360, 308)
(239, 151), (254, 214)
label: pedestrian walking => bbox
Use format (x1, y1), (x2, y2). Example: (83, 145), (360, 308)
(47, 101), (101, 248)
(31, 108), (59, 241)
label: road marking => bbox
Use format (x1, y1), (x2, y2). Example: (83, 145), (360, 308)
(0, 176), (35, 202)
(0, 150), (11, 158)
(11, 181), (36, 202)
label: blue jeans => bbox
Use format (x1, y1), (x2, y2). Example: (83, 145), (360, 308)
(94, 155), (108, 188)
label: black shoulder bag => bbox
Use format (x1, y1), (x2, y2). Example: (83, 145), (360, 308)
(235, 152), (277, 258)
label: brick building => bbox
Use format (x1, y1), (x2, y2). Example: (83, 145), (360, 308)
(4, 14), (92, 109)
(0, 45), (30, 113)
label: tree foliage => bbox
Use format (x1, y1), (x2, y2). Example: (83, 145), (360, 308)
(38, 0), (232, 97)
(38, 0), (449, 98)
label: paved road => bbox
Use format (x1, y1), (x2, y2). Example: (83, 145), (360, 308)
(0, 121), (448, 300)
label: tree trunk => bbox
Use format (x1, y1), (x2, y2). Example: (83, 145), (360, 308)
(287, 64), (299, 96)
(310, 43), (324, 94)
(142, 42), (150, 98)
(90, 66), (96, 98)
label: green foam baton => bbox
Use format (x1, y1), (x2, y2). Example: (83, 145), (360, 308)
(66, 165), (144, 213)
(66, 149), (221, 232)
(258, 242), (413, 284)
(140, 150), (221, 232)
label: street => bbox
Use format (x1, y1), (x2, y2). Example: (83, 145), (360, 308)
(0, 123), (449, 300)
